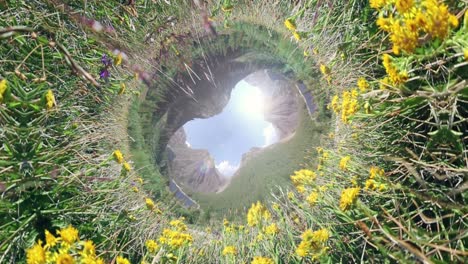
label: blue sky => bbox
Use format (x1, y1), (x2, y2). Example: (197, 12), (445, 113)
(184, 81), (278, 177)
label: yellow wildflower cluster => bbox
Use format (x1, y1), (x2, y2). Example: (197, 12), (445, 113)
(145, 197), (155, 211)
(382, 54), (408, 86)
(365, 167), (387, 191)
(170, 217), (188, 231)
(373, 0), (458, 54)
(306, 190), (319, 206)
(284, 18), (301, 41)
(284, 18), (296, 31)
(247, 201), (271, 227)
(339, 156), (351, 171)
(341, 89), (359, 123)
(159, 227), (193, 249)
(222, 245), (237, 256)
(263, 223), (279, 236)
(45, 90), (56, 110)
(145, 239), (160, 253)
(113, 150), (125, 164)
(123, 162), (131, 172)
(369, 166), (385, 179)
(296, 228), (330, 258)
(339, 187), (360, 211)
(357, 77), (370, 92)
(318, 150), (329, 165)
(290, 169), (317, 190)
(116, 256), (131, 264)
(251, 256), (274, 264)
(26, 226), (105, 264)
(0, 79), (7, 103)
(319, 64), (332, 84)
(329, 95), (340, 113)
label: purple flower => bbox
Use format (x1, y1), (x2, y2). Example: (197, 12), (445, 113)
(101, 54), (112, 67)
(99, 68), (110, 80)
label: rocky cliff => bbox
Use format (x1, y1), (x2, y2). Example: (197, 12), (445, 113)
(167, 128), (227, 193)
(245, 69), (300, 139)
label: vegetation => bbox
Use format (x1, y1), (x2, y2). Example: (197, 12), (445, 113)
(191, 105), (329, 219)
(1, 0), (466, 263)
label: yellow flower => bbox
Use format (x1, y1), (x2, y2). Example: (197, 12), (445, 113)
(116, 256), (130, 264)
(311, 228), (330, 243)
(81, 240), (96, 257)
(113, 150), (124, 164)
(132, 186), (139, 193)
(284, 18), (296, 31)
(339, 187), (360, 211)
(251, 256), (274, 264)
(247, 201), (271, 226)
(0, 79), (7, 103)
(339, 156), (351, 171)
(395, 0), (413, 14)
(365, 179), (377, 190)
(222, 246), (237, 256)
(119, 83), (126, 95)
(370, 0), (388, 9)
(56, 253), (75, 264)
(376, 17), (393, 32)
(123, 162), (131, 172)
(145, 197), (155, 210)
(340, 89), (359, 123)
(264, 223), (279, 236)
(306, 191), (319, 206)
(369, 166), (384, 179)
(170, 218), (188, 231)
(137, 177), (143, 184)
(287, 191), (295, 200)
(26, 241), (46, 264)
(58, 226), (79, 245)
(320, 64), (330, 76)
(293, 31), (301, 41)
(45, 89), (56, 109)
(159, 228), (193, 249)
(45, 230), (58, 248)
(145, 239), (159, 253)
(357, 77), (369, 92)
(296, 185), (306, 194)
(295, 241), (308, 257)
(303, 50), (310, 57)
(290, 169), (317, 187)
(329, 95), (340, 113)
(114, 53), (123, 66)
(464, 49), (468, 61)
(296, 228), (330, 257)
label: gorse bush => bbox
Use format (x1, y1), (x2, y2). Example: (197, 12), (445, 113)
(1, 0), (466, 263)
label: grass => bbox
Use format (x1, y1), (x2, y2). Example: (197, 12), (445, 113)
(1, 0), (467, 263)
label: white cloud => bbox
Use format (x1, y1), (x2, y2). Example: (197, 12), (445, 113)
(216, 160), (239, 177)
(263, 124), (278, 146)
(185, 141), (191, 147)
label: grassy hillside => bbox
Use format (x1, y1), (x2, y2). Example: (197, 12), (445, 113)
(1, 0), (467, 263)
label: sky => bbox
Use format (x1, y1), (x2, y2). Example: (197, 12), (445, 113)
(184, 80), (278, 177)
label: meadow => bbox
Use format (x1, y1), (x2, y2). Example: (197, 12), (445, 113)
(0, 0), (466, 263)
